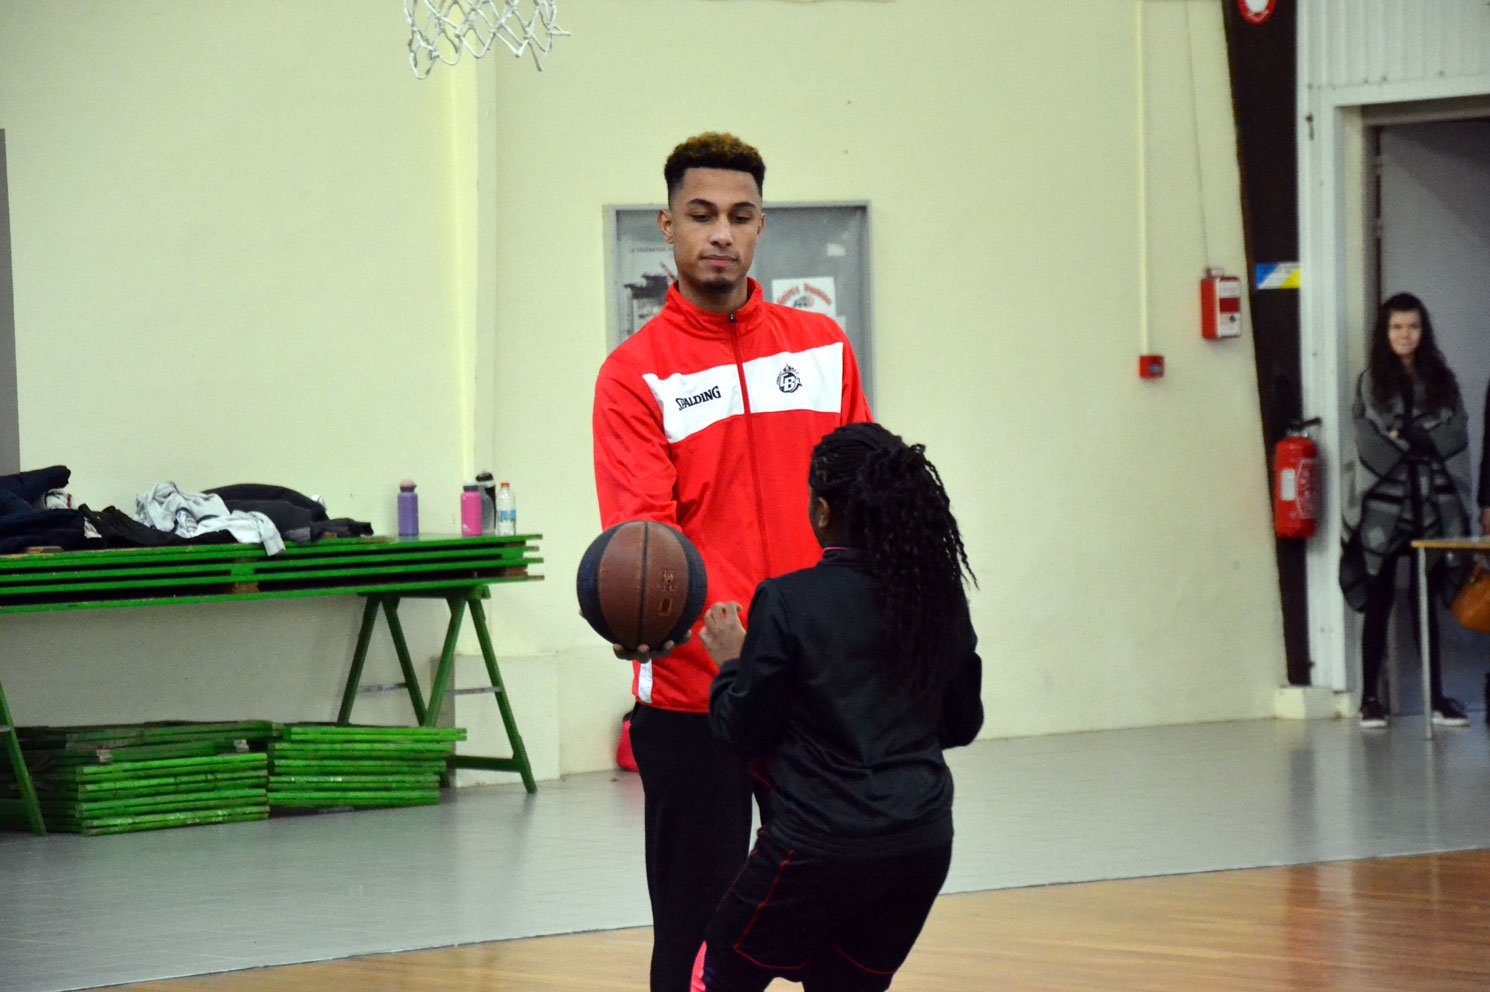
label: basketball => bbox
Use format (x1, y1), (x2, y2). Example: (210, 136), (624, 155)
(576, 520), (708, 652)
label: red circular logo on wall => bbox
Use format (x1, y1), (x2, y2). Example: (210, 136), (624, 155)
(1238, 0), (1275, 24)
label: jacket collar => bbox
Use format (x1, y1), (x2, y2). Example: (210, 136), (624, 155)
(665, 278), (765, 338)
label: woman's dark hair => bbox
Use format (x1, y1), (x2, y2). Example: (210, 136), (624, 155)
(809, 422), (975, 696)
(1369, 292), (1460, 411)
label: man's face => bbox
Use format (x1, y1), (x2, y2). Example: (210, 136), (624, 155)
(658, 167), (764, 312)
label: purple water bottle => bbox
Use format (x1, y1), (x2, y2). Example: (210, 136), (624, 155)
(398, 479), (419, 537)
(460, 482), (483, 537)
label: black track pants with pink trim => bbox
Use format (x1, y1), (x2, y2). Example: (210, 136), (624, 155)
(692, 829), (952, 992)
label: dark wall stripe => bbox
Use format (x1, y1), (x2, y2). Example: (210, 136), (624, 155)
(1222, 4), (1311, 686)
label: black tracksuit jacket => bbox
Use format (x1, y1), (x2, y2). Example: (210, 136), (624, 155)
(708, 547), (984, 859)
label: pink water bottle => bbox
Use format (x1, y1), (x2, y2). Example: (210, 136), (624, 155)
(460, 482), (483, 537)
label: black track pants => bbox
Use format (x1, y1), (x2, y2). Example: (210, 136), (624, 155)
(696, 829), (952, 992)
(629, 704), (754, 992)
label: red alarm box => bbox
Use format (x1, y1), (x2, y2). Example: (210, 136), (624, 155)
(1201, 270), (1242, 339)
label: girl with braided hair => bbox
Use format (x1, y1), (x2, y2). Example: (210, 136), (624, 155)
(693, 421), (983, 992)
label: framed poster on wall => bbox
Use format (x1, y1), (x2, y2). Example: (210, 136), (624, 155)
(604, 201), (874, 406)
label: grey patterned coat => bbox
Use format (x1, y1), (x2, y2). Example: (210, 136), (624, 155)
(1338, 369), (1471, 612)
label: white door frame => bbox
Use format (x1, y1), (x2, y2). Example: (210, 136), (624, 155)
(1298, 59), (1490, 692)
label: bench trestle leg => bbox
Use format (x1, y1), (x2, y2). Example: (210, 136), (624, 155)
(339, 589), (536, 794)
(382, 598), (427, 725)
(0, 677), (46, 835)
(421, 595), (467, 724)
(337, 597), (381, 724)
(459, 595), (537, 793)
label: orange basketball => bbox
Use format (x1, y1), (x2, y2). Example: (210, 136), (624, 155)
(576, 520), (708, 652)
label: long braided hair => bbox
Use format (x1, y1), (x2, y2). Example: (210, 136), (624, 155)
(809, 422), (975, 696)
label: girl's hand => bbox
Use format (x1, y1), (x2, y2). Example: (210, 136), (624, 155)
(700, 602), (746, 664)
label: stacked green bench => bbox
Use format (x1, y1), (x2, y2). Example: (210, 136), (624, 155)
(0, 534), (543, 836)
(268, 724), (465, 809)
(0, 721), (274, 835)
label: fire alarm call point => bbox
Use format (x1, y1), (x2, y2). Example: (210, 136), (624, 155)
(1201, 268), (1242, 339)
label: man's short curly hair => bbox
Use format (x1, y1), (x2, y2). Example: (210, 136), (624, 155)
(663, 132), (765, 202)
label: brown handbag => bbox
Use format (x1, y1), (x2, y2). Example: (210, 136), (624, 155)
(1452, 559), (1490, 633)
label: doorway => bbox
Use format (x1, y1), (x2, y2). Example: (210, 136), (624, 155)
(1367, 117), (1490, 716)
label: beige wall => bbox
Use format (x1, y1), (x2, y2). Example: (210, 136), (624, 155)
(0, 3), (473, 733)
(0, 1), (1284, 778)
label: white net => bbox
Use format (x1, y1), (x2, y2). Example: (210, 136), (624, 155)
(405, 0), (568, 78)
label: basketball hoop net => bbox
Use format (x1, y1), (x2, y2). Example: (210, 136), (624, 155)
(405, 0), (568, 78)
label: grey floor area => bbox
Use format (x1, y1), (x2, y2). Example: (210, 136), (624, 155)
(2, 715), (1488, 992)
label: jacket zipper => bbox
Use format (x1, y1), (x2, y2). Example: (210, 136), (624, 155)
(729, 310), (773, 577)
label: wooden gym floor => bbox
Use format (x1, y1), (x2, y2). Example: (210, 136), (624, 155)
(4, 715), (1489, 992)
(107, 850), (1490, 992)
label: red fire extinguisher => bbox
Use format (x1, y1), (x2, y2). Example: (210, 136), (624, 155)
(1273, 418), (1321, 539)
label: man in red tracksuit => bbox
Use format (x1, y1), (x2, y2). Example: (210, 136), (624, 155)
(592, 132), (871, 992)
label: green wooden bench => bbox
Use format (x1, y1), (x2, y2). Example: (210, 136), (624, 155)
(0, 533), (544, 835)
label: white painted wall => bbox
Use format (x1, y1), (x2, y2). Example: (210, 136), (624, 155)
(0, 3), (485, 735)
(476, 0), (1281, 746)
(0, 1), (1285, 781)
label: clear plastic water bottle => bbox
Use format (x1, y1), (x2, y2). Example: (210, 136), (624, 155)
(475, 471), (497, 534)
(495, 482), (517, 536)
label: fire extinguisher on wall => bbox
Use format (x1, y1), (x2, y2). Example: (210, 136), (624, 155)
(1274, 417), (1321, 539)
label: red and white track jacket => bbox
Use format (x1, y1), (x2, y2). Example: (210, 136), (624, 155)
(593, 278), (872, 712)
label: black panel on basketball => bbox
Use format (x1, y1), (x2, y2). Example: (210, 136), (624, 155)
(576, 520), (707, 653)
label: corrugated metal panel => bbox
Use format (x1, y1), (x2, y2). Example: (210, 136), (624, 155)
(1308, 0), (1490, 91)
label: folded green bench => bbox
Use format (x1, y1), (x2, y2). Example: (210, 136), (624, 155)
(0, 722), (271, 835)
(2, 536), (542, 836)
(265, 723), (465, 812)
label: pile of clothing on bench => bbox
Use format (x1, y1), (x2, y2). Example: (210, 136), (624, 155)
(0, 466), (371, 556)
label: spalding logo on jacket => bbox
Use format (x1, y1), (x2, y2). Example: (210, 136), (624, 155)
(642, 343), (844, 444)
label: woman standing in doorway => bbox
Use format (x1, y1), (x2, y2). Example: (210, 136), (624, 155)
(1340, 292), (1473, 729)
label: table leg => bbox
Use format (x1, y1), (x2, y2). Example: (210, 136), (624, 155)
(337, 596), (382, 724)
(421, 595), (467, 727)
(465, 595), (536, 793)
(0, 677), (46, 835)
(1417, 546), (1433, 741)
(341, 589), (537, 792)
(381, 598), (427, 725)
